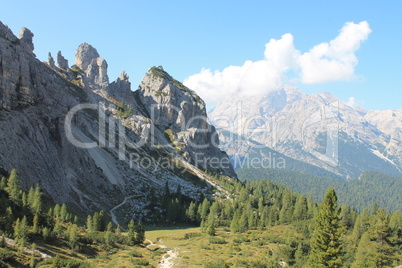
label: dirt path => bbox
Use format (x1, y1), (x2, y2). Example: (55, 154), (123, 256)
(145, 239), (179, 267)
(109, 194), (144, 230)
(159, 248), (179, 268)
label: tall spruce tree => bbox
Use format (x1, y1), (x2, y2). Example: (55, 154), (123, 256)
(308, 187), (344, 268)
(6, 169), (21, 203)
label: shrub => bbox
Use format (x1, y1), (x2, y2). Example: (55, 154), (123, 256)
(131, 258), (149, 266)
(129, 250), (142, 258)
(0, 248), (14, 261)
(209, 237), (227, 244)
(184, 233), (201, 239)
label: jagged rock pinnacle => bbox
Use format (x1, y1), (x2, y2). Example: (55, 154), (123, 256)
(18, 27), (34, 54)
(75, 43), (100, 71)
(57, 51), (69, 70)
(48, 52), (56, 69)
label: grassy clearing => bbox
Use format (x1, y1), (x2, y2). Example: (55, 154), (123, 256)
(144, 224), (300, 267)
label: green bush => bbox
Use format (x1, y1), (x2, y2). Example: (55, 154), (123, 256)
(37, 257), (91, 268)
(131, 258), (149, 265)
(0, 248), (14, 261)
(129, 250), (142, 258)
(184, 232), (201, 239)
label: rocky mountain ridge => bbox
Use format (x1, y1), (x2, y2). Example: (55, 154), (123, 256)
(210, 86), (402, 179)
(0, 21), (236, 223)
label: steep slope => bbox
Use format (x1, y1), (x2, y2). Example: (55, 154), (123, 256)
(210, 87), (402, 179)
(0, 22), (236, 222)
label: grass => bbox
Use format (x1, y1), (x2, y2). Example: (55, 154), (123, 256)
(143, 224), (301, 267)
(1, 224), (302, 267)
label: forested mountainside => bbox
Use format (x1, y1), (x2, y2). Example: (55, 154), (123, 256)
(1, 169), (401, 267)
(237, 168), (402, 212)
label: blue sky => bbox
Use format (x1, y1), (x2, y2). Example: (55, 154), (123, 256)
(1, 0), (401, 110)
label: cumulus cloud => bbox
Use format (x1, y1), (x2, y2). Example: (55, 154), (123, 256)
(184, 21), (371, 106)
(299, 21), (371, 83)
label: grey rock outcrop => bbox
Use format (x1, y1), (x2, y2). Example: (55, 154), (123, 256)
(107, 71), (134, 103)
(75, 43), (109, 89)
(138, 66), (237, 178)
(0, 22), (237, 222)
(18, 27), (34, 54)
(0, 22), (18, 43)
(75, 42), (100, 71)
(86, 57), (109, 88)
(57, 51), (69, 70)
(0, 24), (45, 109)
(48, 52), (55, 69)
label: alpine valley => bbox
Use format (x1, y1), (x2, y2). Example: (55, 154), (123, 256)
(0, 21), (401, 268)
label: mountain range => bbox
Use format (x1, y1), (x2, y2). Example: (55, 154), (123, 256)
(210, 86), (402, 179)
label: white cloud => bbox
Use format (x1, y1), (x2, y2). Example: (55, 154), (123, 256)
(299, 21), (372, 83)
(346, 97), (356, 107)
(346, 96), (365, 108)
(184, 21), (371, 106)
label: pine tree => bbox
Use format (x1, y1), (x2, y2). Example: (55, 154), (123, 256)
(60, 204), (68, 222)
(92, 212), (99, 231)
(53, 222), (63, 239)
(53, 204), (60, 219)
(98, 210), (105, 231)
(14, 216), (28, 250)
(22, 192), (28, 208)
(230, 211), (241, 233)
(207, 219), (216, 236)
(4, 207), (13, 235)
(27, 187), (35, 207)
(293, 194), (308, 221)
(42, 227), (50, 241)
(68, 224), (78, 250)
(351, 232), (376, 268)
(107, 222), (113, 232)
(86, 215), (93, 231)
(32, 213), (39, 234)
(115, 225), (121, 236)
(0, 176), (7, 190)
(200, 198), (210, 220)
(6, 169), (21, 203)
(135, 222), (145, 245)
(186, 201), (197, 223)
(369, 208), (394, 267)
(127, 219), (135, 245)
(308, 187), (344, 268)
(32, 186), (42, 214)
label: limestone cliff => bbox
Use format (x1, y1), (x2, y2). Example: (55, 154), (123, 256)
(0, 21), (237, 223)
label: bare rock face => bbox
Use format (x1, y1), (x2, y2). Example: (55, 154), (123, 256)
(0, 22), (18, 43)
(75, 43), (109, 89)
(0, 24), (44, 109)
(107, 71), (134, 103)
(75, 43), (100, 71)
(86, 57), (109, 88)
(57, 51), (69, 70)
(18, 27), (34, 54)
(138, 66), (237, 178)
(0, 22), (238, 222)
(48, 52), (55, 69)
